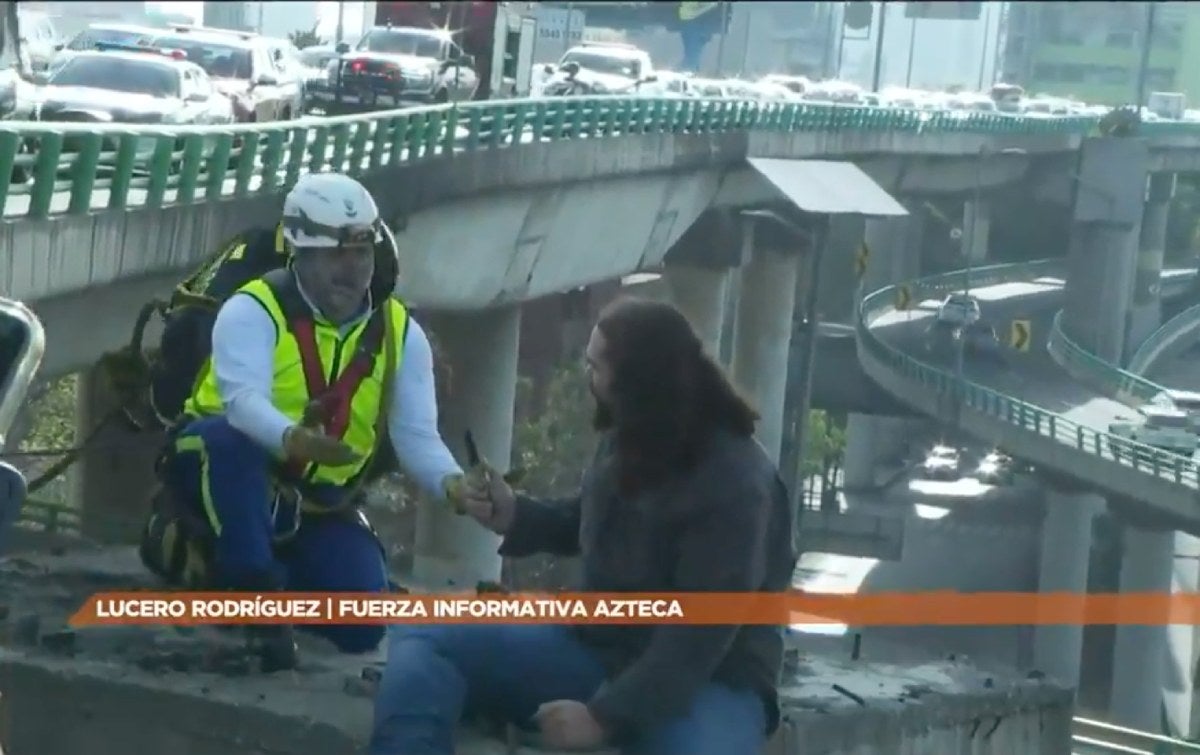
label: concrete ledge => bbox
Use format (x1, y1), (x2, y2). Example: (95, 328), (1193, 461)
(0, 544), (1073, 755)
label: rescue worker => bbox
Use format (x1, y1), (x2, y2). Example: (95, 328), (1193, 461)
(162, 172), (476, 671)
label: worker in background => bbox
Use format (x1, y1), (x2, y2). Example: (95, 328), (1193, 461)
(160, 172), (479, 671)
(370, 298), (798, 755)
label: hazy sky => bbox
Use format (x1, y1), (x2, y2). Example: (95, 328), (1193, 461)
(147, 1), (366, 37)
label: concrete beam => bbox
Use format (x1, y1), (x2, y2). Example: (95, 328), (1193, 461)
(1033, 488), (1105, 690)
(731, 220), (800, 464)
(72, 364), (163, 544)
(1126, 172), (1175, 358)
(412, 306), (521, 589)
(1109, 525), (1173, 731)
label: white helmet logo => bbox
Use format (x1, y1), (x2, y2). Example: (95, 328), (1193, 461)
(344, 198), (358, 217)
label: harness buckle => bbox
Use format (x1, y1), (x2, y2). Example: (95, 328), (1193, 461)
(271, 485), (304, 544)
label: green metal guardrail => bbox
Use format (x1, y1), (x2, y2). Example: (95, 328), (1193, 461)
(857, 260), (1200, 490)
(1048, 310), (1165, 406)
(1129, 301), (1200, 376)
(0, 96), (1164, 221)
(1073, 716), (1200, 754)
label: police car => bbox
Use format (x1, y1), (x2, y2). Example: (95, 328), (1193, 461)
(34, 45), (235, 126)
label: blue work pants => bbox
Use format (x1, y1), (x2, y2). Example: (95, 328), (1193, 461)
(369, 624), (767, 755)
(164, 415), (388, 653)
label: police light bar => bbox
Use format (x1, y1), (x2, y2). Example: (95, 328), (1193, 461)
(92, 42), (188, 60)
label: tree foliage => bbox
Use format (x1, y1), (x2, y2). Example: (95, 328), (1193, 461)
(288, 26), (324, 50)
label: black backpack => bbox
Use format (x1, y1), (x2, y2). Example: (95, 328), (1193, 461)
(122, 223), (401, 434)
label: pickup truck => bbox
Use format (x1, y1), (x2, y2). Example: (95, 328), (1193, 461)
(542, 41), (658, 96)
(316, 25), (479, 113)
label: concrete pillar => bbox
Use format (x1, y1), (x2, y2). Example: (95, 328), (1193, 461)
(963, 199), (991, 265)
(1034, 488), (1104, 690)
(663, 265), (730, 359)
(1167, 533), (1200, 737)
(844, 210), (924, 492)
(842, 414), (914, 491)
(860, 211), (922, 298)
(1126, 173), (1174, 358)
(731, 221), (799, 465)
(412, 305), (520, 589)
(1060, 138), (1149, 365)
(818, 214), (865, 324)
(73, 365), (164, 543)
(1109, 525), (1174, 731)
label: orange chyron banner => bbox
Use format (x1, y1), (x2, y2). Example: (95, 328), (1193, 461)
(67, 591), (1200, 627)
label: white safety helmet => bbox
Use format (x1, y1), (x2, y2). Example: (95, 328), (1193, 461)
(281, 172), (381, 250)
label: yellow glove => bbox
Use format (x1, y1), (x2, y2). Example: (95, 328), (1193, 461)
(282, 425), (361, 467)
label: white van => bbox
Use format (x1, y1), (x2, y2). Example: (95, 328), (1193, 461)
(1109, 405), (1198, 458)
(1151, 389), (1200, 431)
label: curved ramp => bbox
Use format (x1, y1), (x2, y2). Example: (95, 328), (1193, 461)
(858, 262), (1200, 534)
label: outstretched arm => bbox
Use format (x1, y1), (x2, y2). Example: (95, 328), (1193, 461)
(388, 317), (464, 499)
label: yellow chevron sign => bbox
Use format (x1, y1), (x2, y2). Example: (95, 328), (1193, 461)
(854, 241), (869, 278)
(1009, 320), (1031, 351)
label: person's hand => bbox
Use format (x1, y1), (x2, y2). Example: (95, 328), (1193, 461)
(443, 464), (516, 533)
(282, 425), (361, 467)
(534, 700), (607, 751)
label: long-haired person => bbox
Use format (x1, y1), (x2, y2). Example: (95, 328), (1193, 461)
(370, 297), (797, 755)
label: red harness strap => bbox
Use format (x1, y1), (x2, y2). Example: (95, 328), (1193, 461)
(260, 270), (388, 481)
(289, 313), (385, 442)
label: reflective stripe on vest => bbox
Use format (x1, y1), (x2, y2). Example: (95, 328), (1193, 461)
(185, 271), (409, 487)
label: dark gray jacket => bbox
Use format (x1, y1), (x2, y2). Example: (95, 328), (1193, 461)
(499, 429), (798, 742)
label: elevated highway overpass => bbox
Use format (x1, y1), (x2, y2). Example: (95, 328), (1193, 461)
(6, 96), (1200, 749)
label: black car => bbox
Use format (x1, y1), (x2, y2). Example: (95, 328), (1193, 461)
(34, 48), (236, 126)
(962, 321), (1007, 365)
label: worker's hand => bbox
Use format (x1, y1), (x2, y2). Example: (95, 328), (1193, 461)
(282, 425), (361, 467)
(448, 464), (516, 534)
(534, 700), (607, 751)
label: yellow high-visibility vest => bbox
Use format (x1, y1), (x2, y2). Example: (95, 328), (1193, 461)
(185, 270), (409, 487)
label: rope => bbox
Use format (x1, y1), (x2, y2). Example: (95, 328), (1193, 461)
(2, 297), (172, 493)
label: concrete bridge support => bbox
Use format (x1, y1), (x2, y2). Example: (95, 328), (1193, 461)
(1034, 487), (1105, 691)
(963, 199), (991, 265)
(412, 306), (521, 589)
(74, 364), (163, 544)
(732, 218), (800, 465)
(663, 264), (731, 359)
(1060, 137), (1149, 365)
(1166, 534), (1200, 737)
(1126, 173), (1174, 359)
(844, 213), (924, 490)
(1109, 524), (1174, 731)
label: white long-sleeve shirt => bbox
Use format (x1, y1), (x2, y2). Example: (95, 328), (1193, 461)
(208, 284), (463, 498)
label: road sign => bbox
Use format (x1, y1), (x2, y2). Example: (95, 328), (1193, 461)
(895, 285), (912, 310)
(1009, 320), (1031, 352)
(854, 241), (869, 278)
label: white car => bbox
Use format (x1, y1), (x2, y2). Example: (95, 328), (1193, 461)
(975, 451), (1014, 485)
(1108, 406), (1198, 458)
(921, 445), (960, 480)
(936, 293), (981, 327)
